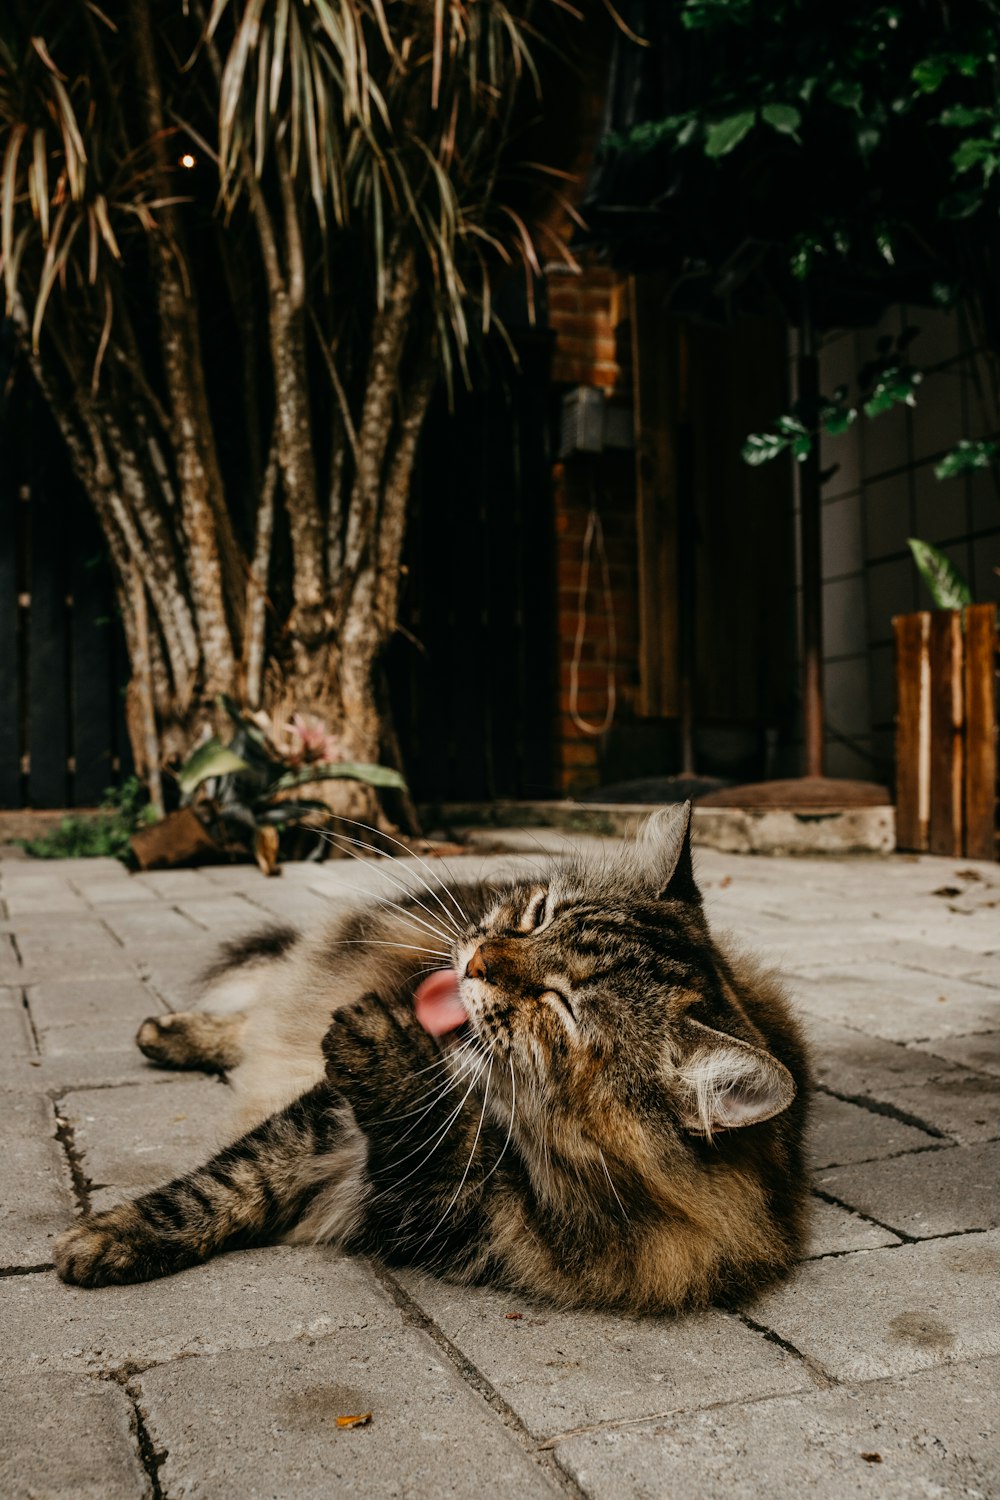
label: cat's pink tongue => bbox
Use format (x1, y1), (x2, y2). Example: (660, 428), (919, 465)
(414, 969), (468, 1037)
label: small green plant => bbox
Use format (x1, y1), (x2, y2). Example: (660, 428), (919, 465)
(19, 778), (158, 862)
(178, 697), (406, 873)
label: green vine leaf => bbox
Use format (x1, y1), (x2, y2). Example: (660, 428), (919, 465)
(761, 103), (801, 137)
(933, 439), (998, 479)
(704, 112), (756, 157)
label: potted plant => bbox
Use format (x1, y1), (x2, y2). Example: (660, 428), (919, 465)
(131, 697), (405, 874)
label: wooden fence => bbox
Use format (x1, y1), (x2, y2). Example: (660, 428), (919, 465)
(894, 604), (998, 860)
(0, 379), (134, 809)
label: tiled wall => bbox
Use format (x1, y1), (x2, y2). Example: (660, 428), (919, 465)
(806, 306), (999, 785)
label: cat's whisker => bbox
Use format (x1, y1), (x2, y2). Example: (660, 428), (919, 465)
(416, 1056), (493, 1253)
(371, 1052), (490, 1195)
(321, 939), (451, 959)
(385, 1043), (486, 1129)
(480, 1055), (517, 1188)
(598, 1148), (630, 1225)
(325, 817), (470, 929)
(317, 828), (462, 942)
(381, 1045), (485, 1134)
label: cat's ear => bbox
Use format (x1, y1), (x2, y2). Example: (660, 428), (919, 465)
(673, 1018), (796, 1135)
(635, 803), (700, 904)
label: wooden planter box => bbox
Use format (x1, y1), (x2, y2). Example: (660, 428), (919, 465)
(893, 604), (998, 860)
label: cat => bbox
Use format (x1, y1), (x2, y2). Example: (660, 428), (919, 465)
(53, 804), (812, 1312)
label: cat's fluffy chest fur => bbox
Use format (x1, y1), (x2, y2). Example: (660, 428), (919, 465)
(53, 806), (812, 1312)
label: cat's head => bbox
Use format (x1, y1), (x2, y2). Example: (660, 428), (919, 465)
(452, 805), (797, 1173)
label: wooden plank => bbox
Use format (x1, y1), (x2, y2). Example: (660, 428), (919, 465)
(928, 610), (964, 857)
(894, 612), (931, 851)
(630, 274), (679, 719)
(963, 603), (997, 862)
(26, 422), (71, 807)
(0, 376), (22, 808)
(70, 501), (116, 805)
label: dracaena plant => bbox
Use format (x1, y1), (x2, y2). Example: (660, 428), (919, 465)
(0, 0), (587, 830)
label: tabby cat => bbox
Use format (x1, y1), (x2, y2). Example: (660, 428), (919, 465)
(53, 805), (812, 1311)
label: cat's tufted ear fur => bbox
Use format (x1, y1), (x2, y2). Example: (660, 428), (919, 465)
(673, 1018), (796, 1137)
(633, 803), (701, 905)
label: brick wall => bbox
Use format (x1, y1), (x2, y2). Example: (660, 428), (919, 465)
(546, 260), (639, 794)
(552, 452), (640, 793)
(547, 265), (628, 393)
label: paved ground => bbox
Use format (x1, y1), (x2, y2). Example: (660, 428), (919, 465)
(0, 836), (997, 1499)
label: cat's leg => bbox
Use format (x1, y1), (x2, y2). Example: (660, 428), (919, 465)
(136, 1010), (247, 1072)
(319, 993), (501, 1268)
(53, 1081), (354, 1287)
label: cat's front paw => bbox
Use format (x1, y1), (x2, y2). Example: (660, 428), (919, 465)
(323, 991), (434, 1089)
(53, 1206), (194, 1287)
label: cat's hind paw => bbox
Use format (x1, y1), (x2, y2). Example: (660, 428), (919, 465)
(53, 1206), (196, 1287)
(136, 1011), (243, 1072)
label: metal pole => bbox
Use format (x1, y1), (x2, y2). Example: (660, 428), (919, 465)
(676, 325), (696, 777)
(798, 303), (825, 778)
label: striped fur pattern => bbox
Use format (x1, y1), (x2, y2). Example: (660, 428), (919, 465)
(54, 807), (812, 1312)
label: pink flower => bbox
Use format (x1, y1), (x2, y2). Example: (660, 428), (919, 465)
(287, 714), (342, 766)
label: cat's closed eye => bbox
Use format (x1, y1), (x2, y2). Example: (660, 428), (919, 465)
(541, 987), (576, 1023)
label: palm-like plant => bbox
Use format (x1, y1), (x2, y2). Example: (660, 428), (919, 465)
(1, 0), (584, 821)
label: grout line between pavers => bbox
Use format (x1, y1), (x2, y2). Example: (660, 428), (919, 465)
(52, 1096), (94, 1215)
(803, 1192), (993, 1248)
(20, 985), (42, 1056)
(809, 1185), (918, 1243)
(737, 1313), (836, 1389)
(97, 1370), (168, 1500)
(370, 1261), (589, 1499)
(813, 1080), (950, 1141)
(97, 918), (127, 950)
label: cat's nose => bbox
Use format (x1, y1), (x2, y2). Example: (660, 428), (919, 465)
(465, 945), (491, 982)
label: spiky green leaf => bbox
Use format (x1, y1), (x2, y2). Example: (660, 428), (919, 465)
(178, 739), (251, 796)
(907, 539), (973, 610)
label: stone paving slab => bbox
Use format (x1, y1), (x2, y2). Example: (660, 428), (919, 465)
(809, 1091), (938, 1167)
(0, 1092), (76, 1267)
(12, 944), (141, 981)
(0, 1371), (151, 1500)
(393, 1275), (808, 1442)
(555, 1359), (1000, 1500)
(801, 1013), (967, 1098)
(3, 1248), (398, 1377)
(791, 961), (1000, 1042)
(869, 1070), (1000, 1145)
(751, 1232), (1000, 1382)
(2, 1049), (180, 1094)
(29, 976), (163, 1035)
(910, 1032), (1000, 1079)
(62, 1078), (235, 1209)
(99, 906), (204, 945)
(816, 1141), (999, 1239)
(135, 1327), (563, 1500)
(804, 1197), (901, 1258)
